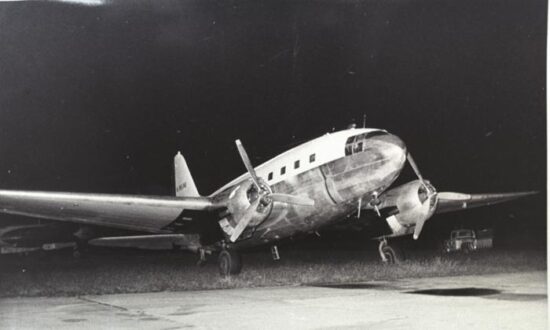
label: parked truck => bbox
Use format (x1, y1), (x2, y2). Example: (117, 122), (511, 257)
(443, 229), (493, 253)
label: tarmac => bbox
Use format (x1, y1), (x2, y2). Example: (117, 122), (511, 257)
(0, 271), (546, 329)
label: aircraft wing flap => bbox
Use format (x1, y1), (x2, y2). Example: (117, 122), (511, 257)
(436, 191), (537, 214)
(0, 190), (221, 233)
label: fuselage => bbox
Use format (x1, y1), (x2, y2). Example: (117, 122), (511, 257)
(211, 128), (407, 248)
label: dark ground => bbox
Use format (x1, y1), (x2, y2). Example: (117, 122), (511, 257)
(0, 243), (545, 298)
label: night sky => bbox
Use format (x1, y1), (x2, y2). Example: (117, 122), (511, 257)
(0, 0), (546, 244)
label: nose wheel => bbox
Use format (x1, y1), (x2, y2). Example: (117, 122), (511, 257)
(378, 239), (402, 264)
(218, 249), (242, 276)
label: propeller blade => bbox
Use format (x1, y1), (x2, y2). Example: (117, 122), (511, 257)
(271, 193), (315, 206)
(437, 192), (471, 200)
(407, 153), (425, 183)
(229, 196), (262, 242)
(235, 139), (261, 190)
(413, 217), (427, 240)
(407, 153), (438, 240)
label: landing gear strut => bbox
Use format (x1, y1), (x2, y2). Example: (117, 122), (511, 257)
(271, 245), (280, 261)
(218, 249), (242, 276)
(196, 248), (207, 266)
(72, 240), (87, 259)
(378, 238), (402, 264)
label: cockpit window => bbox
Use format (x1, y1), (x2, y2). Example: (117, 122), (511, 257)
(345, 130), (388, 156)
(345, 144), (353, 156)
(365, 131), (388, 139)
(353, 142), (363, 153)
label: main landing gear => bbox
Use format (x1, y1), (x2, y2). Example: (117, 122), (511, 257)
(378, 238), (403, 264)
(218, 249), (242, 276)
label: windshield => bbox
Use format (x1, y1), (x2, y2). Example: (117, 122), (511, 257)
(345, 131), (388, 156)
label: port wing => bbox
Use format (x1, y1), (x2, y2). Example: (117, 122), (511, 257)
(0, 190), (222, 233)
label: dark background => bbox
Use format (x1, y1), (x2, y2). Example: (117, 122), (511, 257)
(0, 0), (546, 248)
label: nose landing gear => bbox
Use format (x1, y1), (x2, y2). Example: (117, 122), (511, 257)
(369, 192), (382, 217)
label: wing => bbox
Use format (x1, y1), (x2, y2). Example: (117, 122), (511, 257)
(89, 234), (202, 251)
(0, 190), (223, 233)
(436, 191), (537, 214)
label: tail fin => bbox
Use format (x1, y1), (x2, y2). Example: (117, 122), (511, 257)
(174, 152), (200, 197)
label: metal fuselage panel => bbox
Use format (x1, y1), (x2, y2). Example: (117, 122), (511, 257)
(213, 128), (407, 249)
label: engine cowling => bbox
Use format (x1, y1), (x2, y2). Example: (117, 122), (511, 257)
(381, 180), (438, 237)
(219, 179), (273, 238)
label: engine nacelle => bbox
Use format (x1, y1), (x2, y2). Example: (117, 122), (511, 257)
(218, 179), (273, 238)
(381, 180), (438, 235)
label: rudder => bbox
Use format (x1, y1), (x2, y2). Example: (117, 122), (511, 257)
(174, 151), (200, 197)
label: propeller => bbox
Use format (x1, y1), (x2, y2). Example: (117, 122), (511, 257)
(413, 216), (427, 240)
(407, 153), (427, 189)
(235, 140), (262, 190)
(407, 153), (437, 240)
(230, 140), (314, 242)
(230, 192), (264, 242)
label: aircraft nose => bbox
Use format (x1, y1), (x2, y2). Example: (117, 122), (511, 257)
(371, 133), (407, 167)
(386, 134), (407, 154)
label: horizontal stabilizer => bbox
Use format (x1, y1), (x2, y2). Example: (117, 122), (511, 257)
(89, 234), (201, 252)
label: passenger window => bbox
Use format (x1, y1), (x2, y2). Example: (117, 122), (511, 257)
(280, 166), (286, 175)
(309, 154), (316, 163)
(268, 172), (273, 181)
(294, 160), (300, 169)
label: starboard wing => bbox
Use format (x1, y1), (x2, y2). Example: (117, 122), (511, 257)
(436, 191), (537, 214)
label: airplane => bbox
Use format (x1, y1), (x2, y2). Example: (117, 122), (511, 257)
(0, 126), (536, 275)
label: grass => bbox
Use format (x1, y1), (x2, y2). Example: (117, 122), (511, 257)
(0, 248), (545, 298)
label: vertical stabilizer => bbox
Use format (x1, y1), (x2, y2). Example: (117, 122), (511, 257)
(174, 152), (200, 197)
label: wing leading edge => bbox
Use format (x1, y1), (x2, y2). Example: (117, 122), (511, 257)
(0, 190), (223, 233)
(436, 191), (537, 214)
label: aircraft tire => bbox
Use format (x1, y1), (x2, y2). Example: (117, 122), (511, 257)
(218, 250), (242, 276)
(381, 244), (402, 264)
